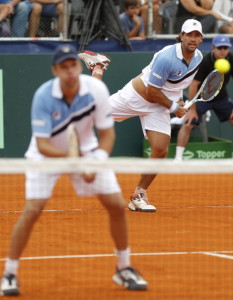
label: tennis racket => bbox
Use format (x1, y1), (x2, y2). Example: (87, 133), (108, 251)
(184, 70), (224, 109)
(67, 123), (79, 157)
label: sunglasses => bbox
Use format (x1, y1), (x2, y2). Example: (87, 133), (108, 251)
(216, 46), (229, 50)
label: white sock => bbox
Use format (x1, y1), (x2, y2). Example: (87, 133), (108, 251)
(4, 258), (19, 275)
(134, 187), (146, 196)
(115, 247), (130, 270)
(175, 146), (185, 160)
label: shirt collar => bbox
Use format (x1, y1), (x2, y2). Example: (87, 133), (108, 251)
(176, 43), (199, 60)
(51, 75), (89, 99)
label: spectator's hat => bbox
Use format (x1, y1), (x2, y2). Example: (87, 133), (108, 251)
(212, 35), (232, 48)
(52, 45), (78, 65)
(181, 19), (203, 35)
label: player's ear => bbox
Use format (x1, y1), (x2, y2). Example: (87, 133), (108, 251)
(176, 33), (183, 43)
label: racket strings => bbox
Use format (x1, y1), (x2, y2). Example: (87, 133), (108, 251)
(201, 72), (224, 101)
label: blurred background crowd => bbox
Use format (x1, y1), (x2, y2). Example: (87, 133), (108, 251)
(0, 0), (233, 39)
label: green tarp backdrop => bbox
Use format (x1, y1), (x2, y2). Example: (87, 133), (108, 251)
(0, 53), (232, 157)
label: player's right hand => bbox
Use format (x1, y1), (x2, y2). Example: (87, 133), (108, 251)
(175, 106), (187, 118)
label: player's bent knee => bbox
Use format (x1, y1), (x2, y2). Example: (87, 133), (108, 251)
(108, 205), (126, 219)
(99, 194), (126, 213)
(150, 146), (168, 158)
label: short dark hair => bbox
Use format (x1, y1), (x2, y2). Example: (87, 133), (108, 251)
(124, 0), (140, 9)
(176, 35), (182, 43)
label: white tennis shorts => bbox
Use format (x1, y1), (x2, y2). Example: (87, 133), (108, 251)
(109, 80), (171, 136)
(25, 170), (121, 200)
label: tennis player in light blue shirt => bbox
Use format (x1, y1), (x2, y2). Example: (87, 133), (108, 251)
(107, 19), (204, 212)
(0, 45), (148, 296)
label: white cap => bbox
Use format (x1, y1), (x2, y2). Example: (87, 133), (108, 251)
(181, 19), (203, 35)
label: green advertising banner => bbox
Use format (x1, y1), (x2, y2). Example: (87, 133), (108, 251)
(144, 137), (232, 159)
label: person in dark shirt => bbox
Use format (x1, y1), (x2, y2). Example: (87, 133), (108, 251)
(175, 34), (233, 160)
(174, 0), (220, 33)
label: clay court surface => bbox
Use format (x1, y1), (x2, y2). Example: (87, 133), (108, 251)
(0, 173), (233, 299)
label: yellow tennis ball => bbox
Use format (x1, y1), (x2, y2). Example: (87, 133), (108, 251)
(214, 58), (231, 73)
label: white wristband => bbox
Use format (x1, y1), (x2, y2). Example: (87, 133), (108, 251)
(92, 149), (109, 160)
(169, 102), (179, 113)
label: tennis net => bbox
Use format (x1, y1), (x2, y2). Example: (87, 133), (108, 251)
(0, 157), (233, 300)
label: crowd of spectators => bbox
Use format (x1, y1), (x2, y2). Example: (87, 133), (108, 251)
(0, 0), (63, 37)
(1, 0), (233, 38)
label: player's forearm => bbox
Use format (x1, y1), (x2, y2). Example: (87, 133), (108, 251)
(97, 128), (115, 155)
(36, 137), (67, 157)
(146, 85), (173, 108)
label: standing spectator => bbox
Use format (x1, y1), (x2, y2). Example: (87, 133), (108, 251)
(0, 44), (148, 296)
(174, 0), (221, 34)
(120, 0), (145, 40)
(28, 0), (63, 37)
(175, 34), (233, 161)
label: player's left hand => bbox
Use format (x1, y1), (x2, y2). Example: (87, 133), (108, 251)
(177, 99), (185, 107)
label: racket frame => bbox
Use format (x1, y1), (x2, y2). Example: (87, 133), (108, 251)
(184, 70), (224, 109)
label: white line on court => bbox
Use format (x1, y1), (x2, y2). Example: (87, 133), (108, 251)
(202, 252), (233, 260)
(0, 208), (82, 214)
(0, 205), (233, 214)
(0, 250), (233, 262)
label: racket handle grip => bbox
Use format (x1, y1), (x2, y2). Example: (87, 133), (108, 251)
(184, 100), (194, 109)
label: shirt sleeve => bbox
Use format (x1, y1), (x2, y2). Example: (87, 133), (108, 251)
(147, 53), (170, 88)
(119, 13), (129, 32)
(31, 89), (52, 137)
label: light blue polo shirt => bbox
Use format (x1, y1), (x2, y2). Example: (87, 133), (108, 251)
(25, 74), (113, 158)
(140, 43), (203, 101)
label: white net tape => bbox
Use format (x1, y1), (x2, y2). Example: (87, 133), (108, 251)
(0, 158), (232, 174)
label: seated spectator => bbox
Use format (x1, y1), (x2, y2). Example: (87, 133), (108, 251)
(0, 1), (13, 36)
(120, 0), (145, 40)
(174, 0), (221, 34)
(28, 0), (63, 37)
(140, 0), (169, 35)
(10, 0), (32, 37)
(212, 0), (233, 33)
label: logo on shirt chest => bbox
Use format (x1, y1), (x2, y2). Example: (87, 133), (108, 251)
(177, 70), (182, 76)
(53, 112), (61, 120)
